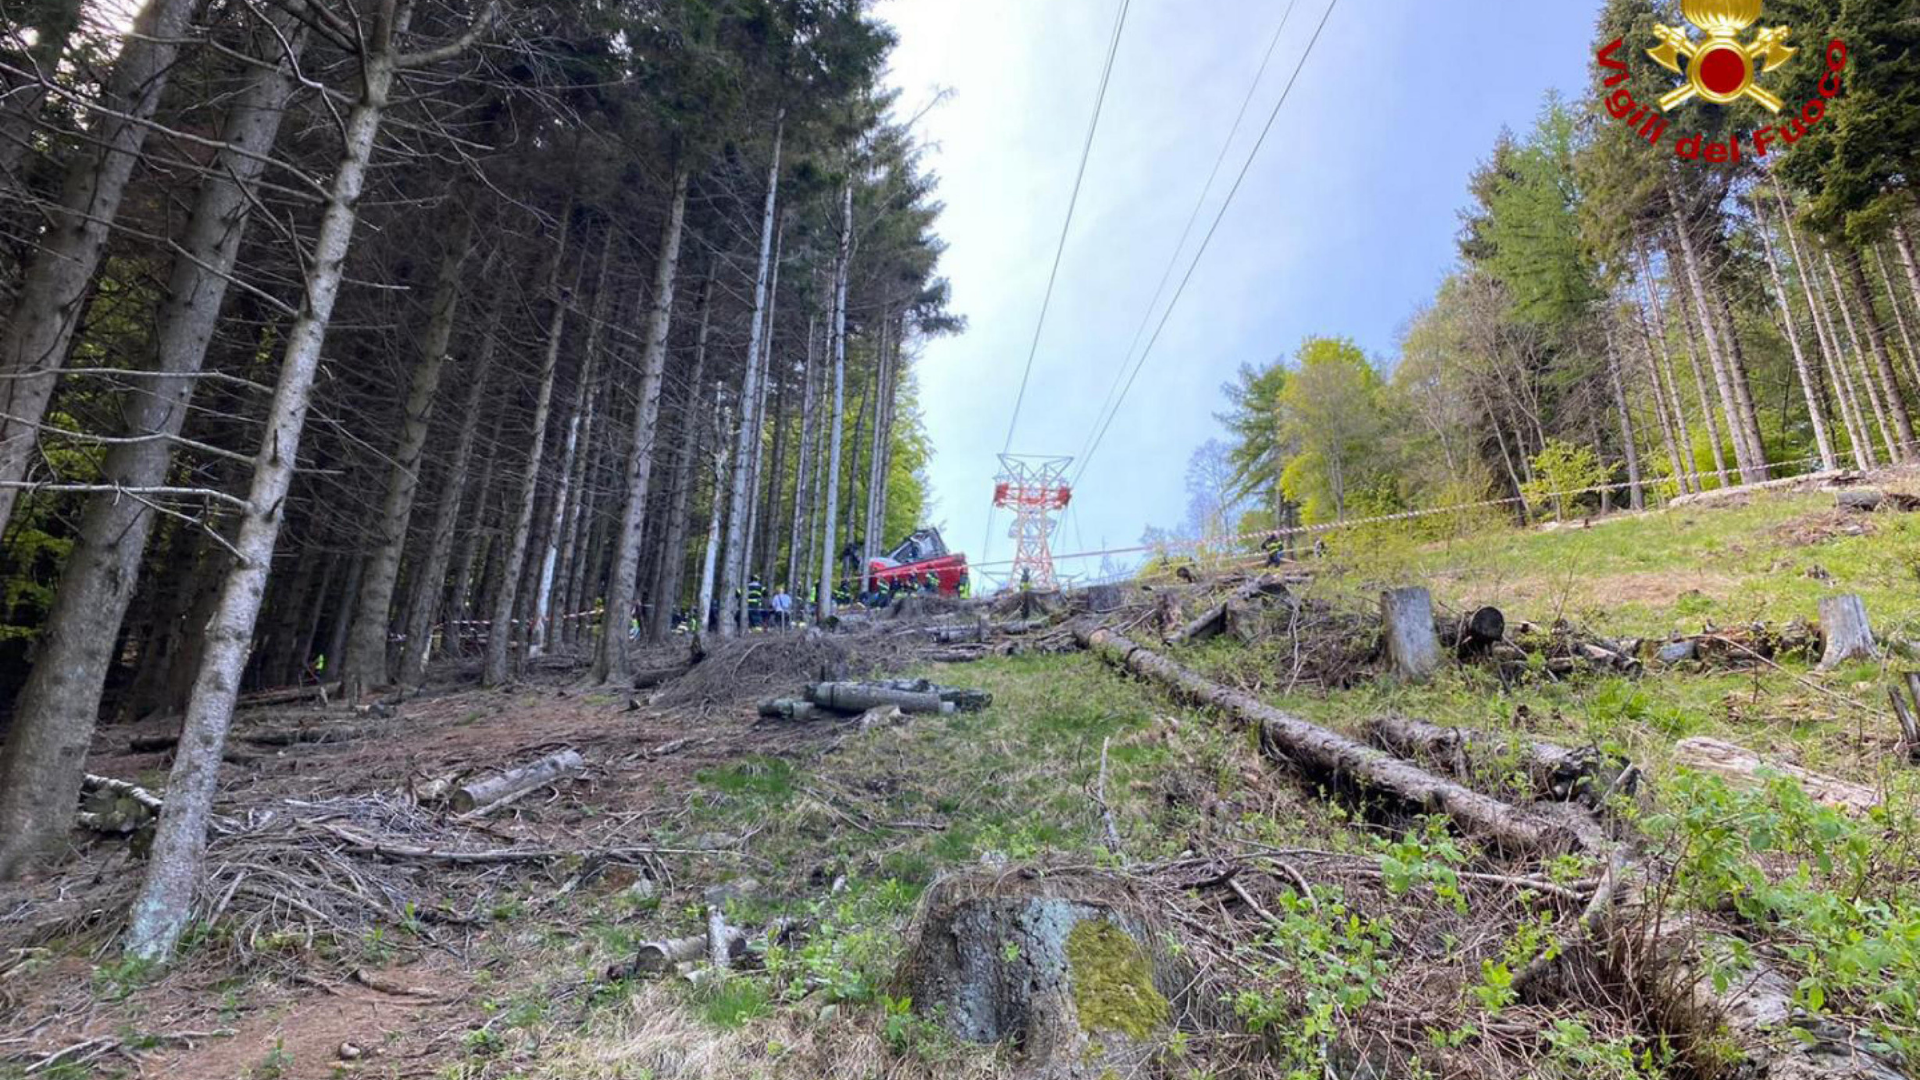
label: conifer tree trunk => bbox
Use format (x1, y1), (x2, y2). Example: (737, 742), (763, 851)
(1634, 244), (1695, 491)
(1824, 248), (1898, 463)
(125, 35), (413, 960)
(1753, 195), (1836, 471)
(1876, 245), (1920, 397)
(0, 16), (306, 880)
(648, 281), (712, 643)
(1780, 191), (1873, 468)
(592, 168), (690, 681)
(534, 229), (615, 654)
(696, 393), (731, 634)
(717, 122), (783, 639)
(786, 316), (819, 597)
(447, 410), (507, 656)
(0, 0), (84, 201)
(1632, 299), (1690, 494)
(485, 223), (574, 687)
(343, 211), (474, 695)
(1670, 215), (1764, 482)
(1891, 220), (1920, 332)
(1680, 313), (1729, 485)
(1846, 248), (1916, 459)
(555, 352), (610, 649)
(861, 318), (895, 589)
(0, 0), (198, 536)
(1604, 325), (1643, 509)
(399, 307), (502, 683)
(818, 180), (853, 620)
(1715, 291), (1769, 474)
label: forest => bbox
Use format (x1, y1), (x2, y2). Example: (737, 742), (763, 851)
(1182, 0), (1920, 546)
(5, 2), (1920, 1079)
(0, 0), (952, 957)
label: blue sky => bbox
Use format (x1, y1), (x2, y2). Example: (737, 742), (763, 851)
(877, 1), (1602, 582)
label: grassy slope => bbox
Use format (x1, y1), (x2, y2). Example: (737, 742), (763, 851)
(383, 487), (1920, 1080)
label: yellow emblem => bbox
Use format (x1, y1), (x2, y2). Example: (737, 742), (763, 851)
(1648, 0), (1795, 112)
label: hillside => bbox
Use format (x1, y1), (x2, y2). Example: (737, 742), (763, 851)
(5, 473), (1917, 1080)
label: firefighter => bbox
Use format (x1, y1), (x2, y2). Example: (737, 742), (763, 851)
(746, 575), (765, 629)
(957, 572), (971, 599)
(921, 570), (938, 594)
(1260, 531), (1285, 567)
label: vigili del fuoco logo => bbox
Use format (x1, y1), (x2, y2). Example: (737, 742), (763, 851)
(1596, 0), (1848, 162)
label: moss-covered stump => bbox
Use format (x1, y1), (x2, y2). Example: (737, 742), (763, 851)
(902, 874), (1176, 1080)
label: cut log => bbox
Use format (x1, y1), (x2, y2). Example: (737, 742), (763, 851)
(1672, 737), (1878, 814)
(1077, 627), (1566, 854)
(83, 774), (164, 814)
(449, 749), (584, 814)
(806, 683), (955, 715)
(1836, 488), (1920, 513)
(870, 678), (993, 713)
(925, 620), (986, 644)
(758, 698), (821, 722)
(1818, 594), (1877, 668)
(632, 664), (691, 690)
(1368, 717), (1633, 807)
(1455, 606), (1505, 655)
(1570, 639), (1642, 676)
(78, 774), (165, 834)
(609, 917), (795, 980)
(1380, 587), (1442, 682)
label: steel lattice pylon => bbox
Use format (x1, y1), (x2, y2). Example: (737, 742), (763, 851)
(992, 454), (1073, 591)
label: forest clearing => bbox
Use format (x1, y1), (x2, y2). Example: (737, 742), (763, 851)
(6, 0), (1920, 1078)
(4, 471), (1920, 1080)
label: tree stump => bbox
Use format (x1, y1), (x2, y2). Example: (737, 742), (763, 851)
(902, 875), (1175, 1079)
(1818, 594), (1876, 669)
(1380, 587), (1442, 682)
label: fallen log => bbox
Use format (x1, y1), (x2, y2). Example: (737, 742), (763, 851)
(758, 698), (821, 722)
(806, 682), (955, 715)
(1672, 737), (1878, 814)
(869, 678), (993, 713)
(607, 917), (796, 980)
(1166, 575), (1288, 646)
(449, 749), (584, 814)
(1077, 627), (1566, 855)
(1569, 639), (1642, 677)
(1819, 594), (1877, 668)
(1836, 488), (1920, 513)
(237, 681), (340, 708)
(241, 723), (375, 747)
(1380, 587), (1442, 681)
(83, 773), (164, 814)
(77, 774), (165, 834)
(1367, 717), (1633, 807)
(1078, 634), (1898, 1076)
(632, 664), (691, 690)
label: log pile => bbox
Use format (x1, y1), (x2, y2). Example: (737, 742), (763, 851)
(759, 678), (992, 723)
